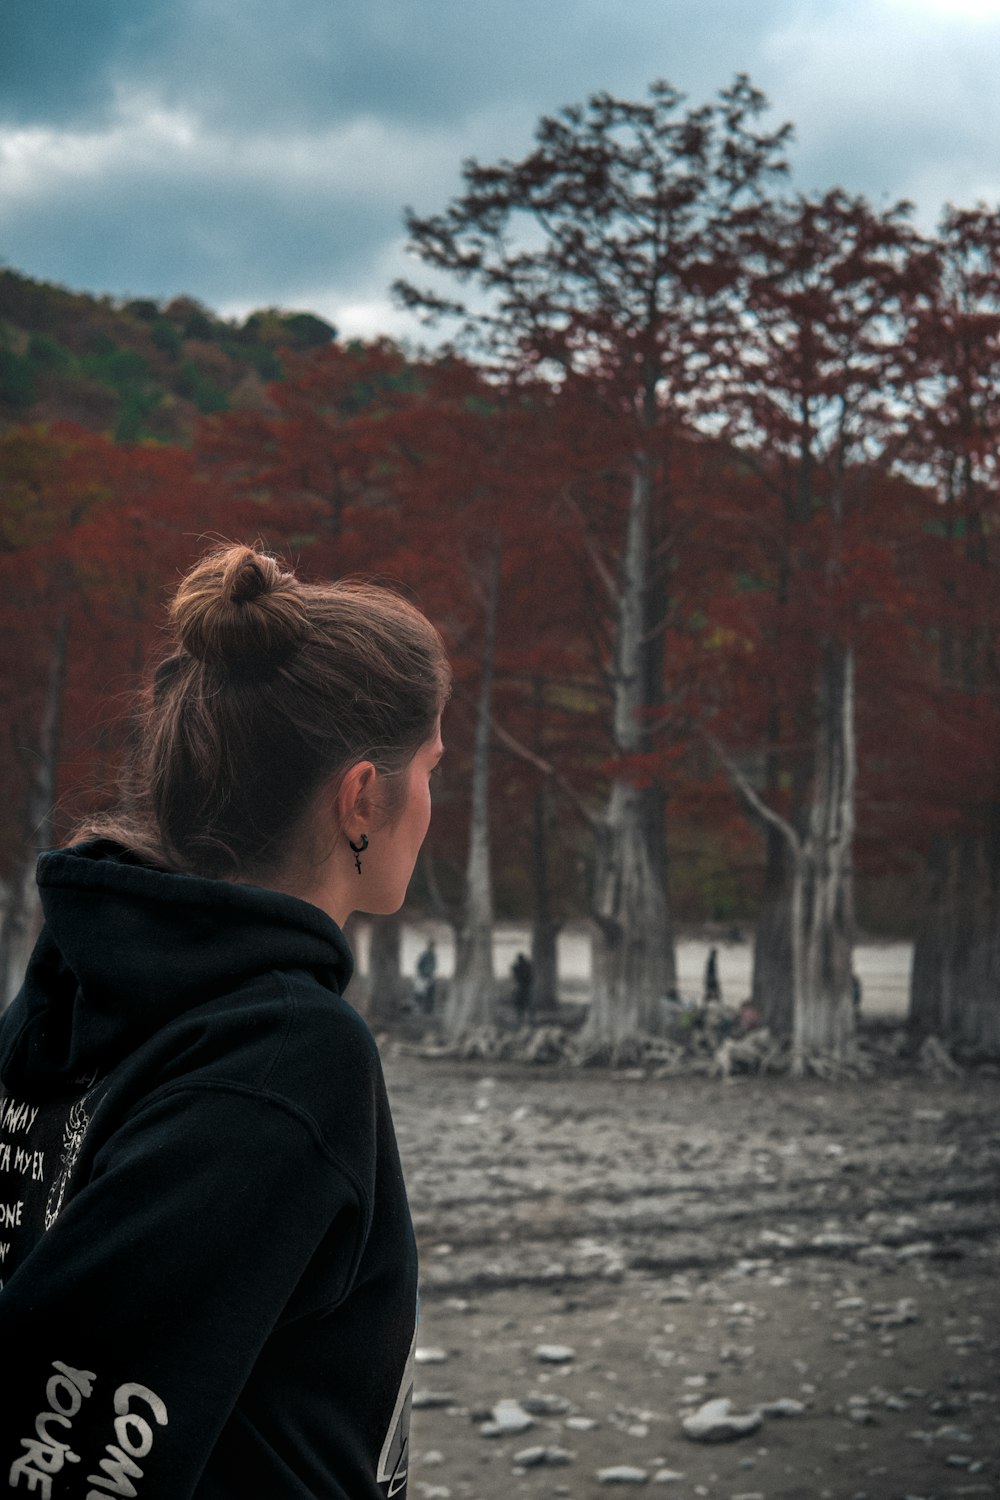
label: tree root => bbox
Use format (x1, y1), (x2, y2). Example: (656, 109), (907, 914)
(394, 1020), (975, 1080)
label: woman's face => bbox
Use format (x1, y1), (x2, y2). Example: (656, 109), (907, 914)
(363, 721), (444, 916)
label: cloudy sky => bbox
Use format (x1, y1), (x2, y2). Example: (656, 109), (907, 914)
(3, 0), (1000, 340)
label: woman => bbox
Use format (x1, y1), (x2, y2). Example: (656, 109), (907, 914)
(0, 544), (450, 1498)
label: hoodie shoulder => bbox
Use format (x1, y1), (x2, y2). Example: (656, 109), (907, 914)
(1, 842), (356, 1105)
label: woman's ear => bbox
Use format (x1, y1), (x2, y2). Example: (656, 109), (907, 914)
(335, 760), (377, 835)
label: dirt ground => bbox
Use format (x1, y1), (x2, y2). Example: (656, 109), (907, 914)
(380, 1048), (1000, 1500)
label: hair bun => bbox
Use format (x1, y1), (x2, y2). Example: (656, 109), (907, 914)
(230, 554), (275, 605)
(170, 544), (307, 671)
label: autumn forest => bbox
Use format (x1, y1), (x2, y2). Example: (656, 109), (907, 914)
(2, 80), (1000, 1063)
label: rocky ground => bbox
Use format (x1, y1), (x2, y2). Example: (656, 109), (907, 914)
(380, 1049), (1000, 1500)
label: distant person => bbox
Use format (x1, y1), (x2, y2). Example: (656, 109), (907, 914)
(0, 543), (451, 1497)
(852, 971), (862, 1020)
(415, 938), (438, 1014)
(511, 951), (534, 1023)
(704, 945), (721, 1003)
(738, 999), (762, 1034)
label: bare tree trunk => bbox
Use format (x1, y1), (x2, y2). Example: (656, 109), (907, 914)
(910, 828), (1000, 1058)
(1, 610), (68, 1011)
(751, 826), (795, 1034)
(712, 645), (857, 1072)
(751, 667), (810, 1035)
(794, 645), (857, 1064)
(586, 457), (673, 1042)
(909, 835), (949, 1042)
(957, 815), (1000, 1055)
(367, 912), (406, 1025)
(445, 546), (501, 1037)
(530, 776), (560, 1016)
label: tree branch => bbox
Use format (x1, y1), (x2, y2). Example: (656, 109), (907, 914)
(489, 709), (601, 830)
(701, 726), (800, 854)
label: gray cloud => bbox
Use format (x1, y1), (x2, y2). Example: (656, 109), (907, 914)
(3, 0), (786, 133)
(2, 0), (999, 333)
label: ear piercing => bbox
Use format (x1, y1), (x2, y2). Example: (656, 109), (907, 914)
(348, 834), (369, 874)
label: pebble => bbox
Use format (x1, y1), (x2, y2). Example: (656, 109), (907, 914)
(759, 1398), (806, 1417)
(535, 1344), (576, 1363)
(811, 1232), (865, 1250)
(682, 1399), (763, 1443)
(415, 1347), (449, 1364)
(652, 1469), (686, 1484)
(522, 1394), (572, 1415)
(513, 1445), (574, 1468)
(598, 1466), (649, 1484)
(869, 1298), (918, 1328)
(566, 1416), (599, 1431)
(479, 1400), (535, 1437)
(412, 1391), (456, 1410)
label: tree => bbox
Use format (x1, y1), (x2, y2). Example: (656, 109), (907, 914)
(382, 359), (577, 1037)
(900, 206), (1000, 1057)
(0, 426), (219, 1006)
(397, 77), (791, 1044)
(196, 339), (421, 575)
(702, 190), (930, 1063)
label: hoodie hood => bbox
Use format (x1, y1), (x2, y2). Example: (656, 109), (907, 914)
(0, 840), (354, 1102)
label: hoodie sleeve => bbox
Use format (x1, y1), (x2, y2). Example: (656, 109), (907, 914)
(0, 1080), (367, 1498)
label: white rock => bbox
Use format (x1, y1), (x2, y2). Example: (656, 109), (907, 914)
(682, 1398), (763, 1443)
(759, 1398), (806, 1417)
(535, 1344), (576, 1363)
(513, 1445), (574, 1468)
(869, 1298), (919, 1328)
(522, 1393), (571, 1415)
(652, 1469), (686, 1484)
(811, 1232), (865, 1250)
(565, 1416), (599, 1430)
(421, 1450), (444, 1465)
(480, 1400), (535, 1437)
(597, 1466), (649, 1484)
(415, 1347), (449, 1364)
(412, 1391), (456, 1409)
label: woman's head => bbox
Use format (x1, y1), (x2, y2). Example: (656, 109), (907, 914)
(90, 543), (450, 914)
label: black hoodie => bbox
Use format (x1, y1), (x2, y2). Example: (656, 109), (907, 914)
(0, 842), (417, 1499)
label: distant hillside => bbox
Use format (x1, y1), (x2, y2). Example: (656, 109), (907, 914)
(0, 269), (337, 443)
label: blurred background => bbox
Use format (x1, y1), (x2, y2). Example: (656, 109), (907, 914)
(3, 0), (1000, 1066)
